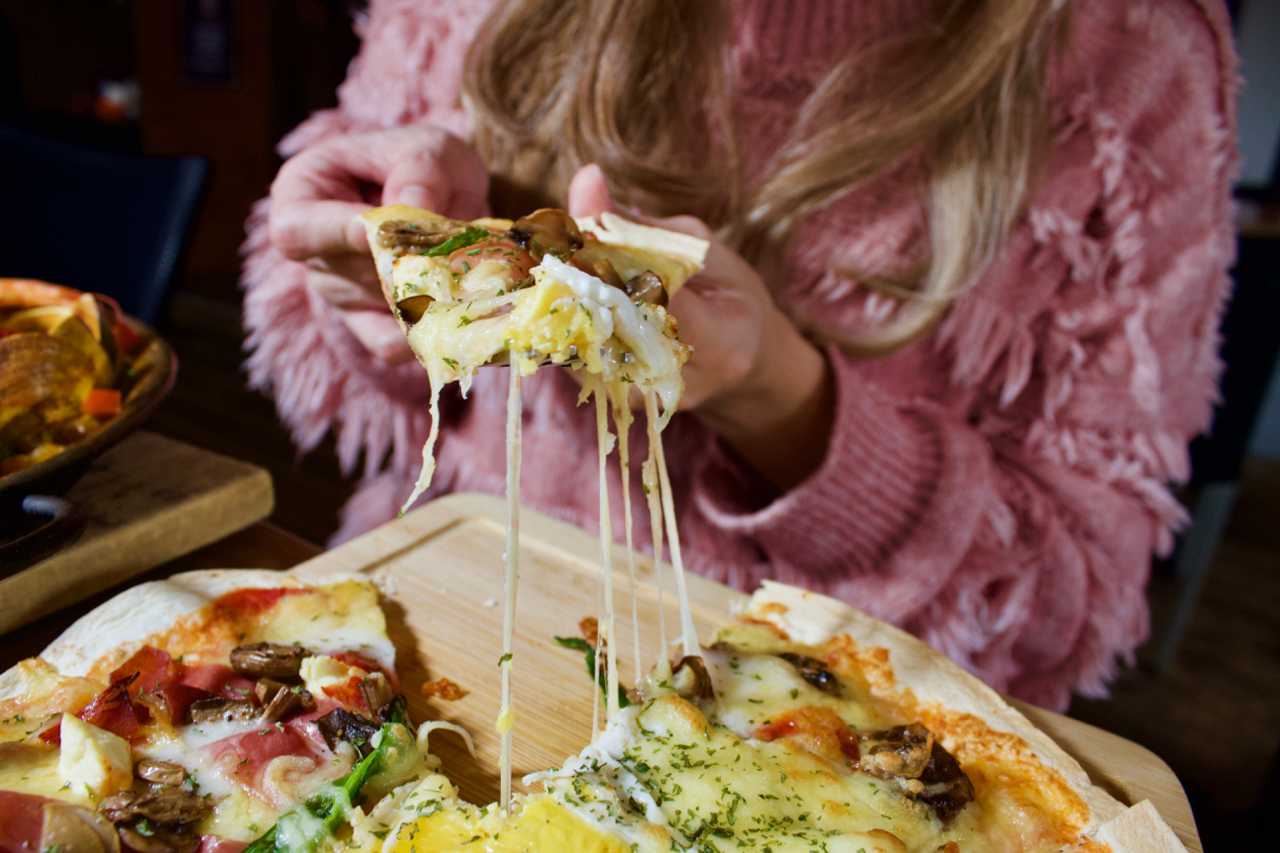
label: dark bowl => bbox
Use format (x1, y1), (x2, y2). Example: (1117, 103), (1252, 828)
(0, 320), (176, 569)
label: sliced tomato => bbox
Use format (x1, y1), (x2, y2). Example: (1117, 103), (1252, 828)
(329, 650), (397, 689)
(81, 675), (151, 743)
(112, 317), (142, 354)
(148, 683), (212, 726)
(447, 237), (536, 279)
(212, 587), (300, 618)
(320, 676), (365, 712)
(81, 387), (121, 417)
(754, 706), (861, 765)
(111, 645), (182, 695)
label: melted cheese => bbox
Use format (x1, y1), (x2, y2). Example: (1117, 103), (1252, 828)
(0, 741), (70, 801)
(262, 579), (396, 671)
(498, 363), (522, 811)
(389, 795), (629, 853)
(539, 696), (945, 853)
(300, 655), (370, 697)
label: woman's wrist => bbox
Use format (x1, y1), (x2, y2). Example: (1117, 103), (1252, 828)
(693, 309), (835, 491)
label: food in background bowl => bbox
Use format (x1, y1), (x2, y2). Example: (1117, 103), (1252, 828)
(0, 279), (163, 477)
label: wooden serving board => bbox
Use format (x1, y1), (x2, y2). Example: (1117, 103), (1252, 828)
(0, 431), (274, 635)
(291, 493), (1201, 853)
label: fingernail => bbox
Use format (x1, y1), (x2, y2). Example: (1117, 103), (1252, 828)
(398, 186), (429, 208)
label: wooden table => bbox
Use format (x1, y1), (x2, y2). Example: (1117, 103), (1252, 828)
(0, 521), (320, 669)
(3, 498), (1201, 852)
(0, 431), (276, 635)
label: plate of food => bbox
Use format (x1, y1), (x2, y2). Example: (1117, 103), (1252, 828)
(0, 279), (176, 574)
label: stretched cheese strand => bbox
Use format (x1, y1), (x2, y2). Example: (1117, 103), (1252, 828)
(403, 366), (444, 513)
(642, 429), (667, 657)
(498, 363), (522, 812)
(646, 390), (698, 659)
(593, 378), (621, 724)
(610, 386), (643, 684)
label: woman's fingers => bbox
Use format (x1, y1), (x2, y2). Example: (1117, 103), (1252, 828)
(269, 126), (490, 261)
(304, 257), (385, 309)
(567, 164), (616, 218)
(337, 309), (414, 364)
(269, 199), (373, 261)
(269, 134), (395, 259)
(381, 131), (491, 219)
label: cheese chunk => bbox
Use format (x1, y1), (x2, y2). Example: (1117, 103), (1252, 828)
(300, 655), (369, 697)
(56, 714), (132, 798)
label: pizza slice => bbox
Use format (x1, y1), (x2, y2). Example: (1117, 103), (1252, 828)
(377, 582), (1187, 853)
(359, 204), (707, 508)
(0, 570), (468, 853)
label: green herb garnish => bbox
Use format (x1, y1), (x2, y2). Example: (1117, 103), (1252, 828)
(553, 636), (631, 708)
(418, 227), (489, 257)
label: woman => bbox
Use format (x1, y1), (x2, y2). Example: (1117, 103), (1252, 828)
(244, 0), (1238, 710)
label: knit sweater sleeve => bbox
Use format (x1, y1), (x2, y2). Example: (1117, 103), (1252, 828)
(241, 0), (495, 539)
(693, 0), (1238, 710)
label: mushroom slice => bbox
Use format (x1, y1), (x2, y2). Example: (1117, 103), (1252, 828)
(116, 823), (201, 853)
(228, 642), (311, 680)
(40, 803), (120, 853)
(188, 697), (258, 724)
(358, 672), (396, 718)
(858, 723), (975, 825)
(260, 685), (317, 724)
(778, 652), (843, 697)
(671, 655), (714, 703)
(254, 678), (288, 706)
(395, 294), (434, 324)
(570, 255), (625, 289)
(506, 208), (584, 258)
(100, 788), (212, 826)
(316, 707), (381, 757)
(134, 758), (187, 788)
(859, 723), (934, 779)
(376, 219), (464, 254)
(623, 271), (668, 307)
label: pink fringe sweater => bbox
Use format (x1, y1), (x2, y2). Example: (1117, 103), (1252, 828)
(241, 0), (1239, 710)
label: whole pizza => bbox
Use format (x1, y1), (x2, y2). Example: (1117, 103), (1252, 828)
(0, 570), (1184, 853)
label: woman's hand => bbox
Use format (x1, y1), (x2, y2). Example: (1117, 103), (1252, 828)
(568, 166), (835, 491)
(267, 125), (490, 363)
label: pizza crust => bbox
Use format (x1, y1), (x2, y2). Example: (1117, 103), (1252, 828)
(737, 580), (1187, 853)
(1096, 800), (1188, 853)
(0, 569), (369, 700)
(575, 212), (708, 296)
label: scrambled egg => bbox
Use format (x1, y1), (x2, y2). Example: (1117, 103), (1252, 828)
(388, 795), (627, 853)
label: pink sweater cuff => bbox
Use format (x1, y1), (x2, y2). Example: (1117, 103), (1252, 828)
(694, 349), (942, 577)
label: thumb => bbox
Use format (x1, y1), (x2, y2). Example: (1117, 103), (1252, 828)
(567, 164), (615, 218)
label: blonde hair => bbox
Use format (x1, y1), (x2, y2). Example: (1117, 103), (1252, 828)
(465, 0), (1071, 355)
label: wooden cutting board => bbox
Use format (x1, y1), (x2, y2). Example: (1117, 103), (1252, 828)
(291, 493), (1201, 853)
(0, 431), (274, 635)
